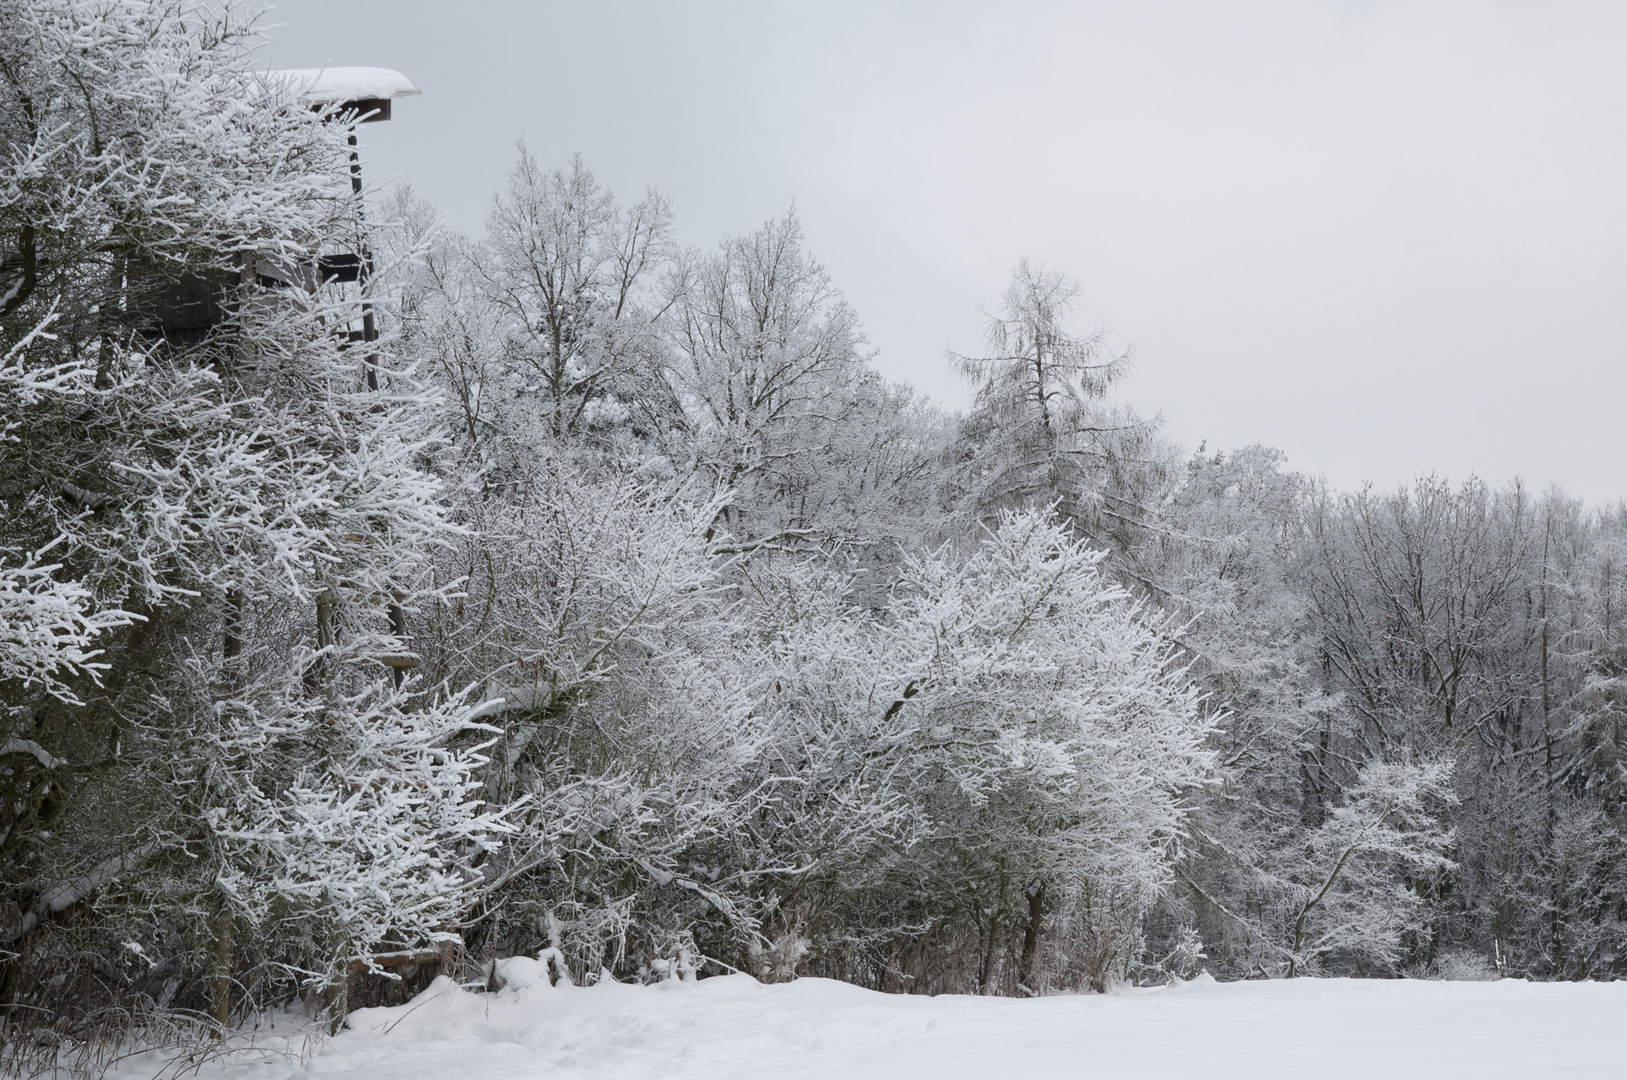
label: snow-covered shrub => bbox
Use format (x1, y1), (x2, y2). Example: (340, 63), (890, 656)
(1277, 760), (1457, 976)
(419, 457), (775, 978)
(0, 319), (133, 702)
(781, 511), (1216, 993)
(1418, 948), (1500, 982)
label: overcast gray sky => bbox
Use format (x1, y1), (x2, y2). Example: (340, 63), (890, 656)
(264, 1), (1627, 504)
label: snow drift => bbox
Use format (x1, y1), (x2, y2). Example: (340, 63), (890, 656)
(114, 965), (1627, 1080)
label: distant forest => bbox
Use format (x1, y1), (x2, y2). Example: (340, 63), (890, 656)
(3, 0), (1625, 1055)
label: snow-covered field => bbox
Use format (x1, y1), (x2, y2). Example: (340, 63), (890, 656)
(110, 961), (1627, 1080)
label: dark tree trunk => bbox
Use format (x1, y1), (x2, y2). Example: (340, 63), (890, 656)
(1018, 880), (1047, 994)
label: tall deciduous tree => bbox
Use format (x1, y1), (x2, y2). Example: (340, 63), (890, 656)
(481, 149), (673, 444)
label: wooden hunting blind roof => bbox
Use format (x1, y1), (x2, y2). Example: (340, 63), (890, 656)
(269, 66), (420, 122)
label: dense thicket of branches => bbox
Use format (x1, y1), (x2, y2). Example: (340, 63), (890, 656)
(3, 0), (1625, 1061)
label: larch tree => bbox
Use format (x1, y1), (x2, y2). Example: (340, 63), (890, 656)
(950, 259), (1172, 549)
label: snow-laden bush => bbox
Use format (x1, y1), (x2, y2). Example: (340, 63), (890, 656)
(1279, 760), (1457, 976)
(422, 456), (771, 976)
(840, 511), (1217, 993)
(418, 467), (1215, 994)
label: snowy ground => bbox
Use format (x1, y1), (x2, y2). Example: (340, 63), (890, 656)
(112, 961), (1627, 1080)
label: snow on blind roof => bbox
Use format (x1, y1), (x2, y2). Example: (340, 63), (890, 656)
(270, 67), (420, 104)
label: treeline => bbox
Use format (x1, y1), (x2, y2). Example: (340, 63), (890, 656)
(2, 0), (1625, 1055)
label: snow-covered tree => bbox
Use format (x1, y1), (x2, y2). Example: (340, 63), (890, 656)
(661, 212), (870, 538)
(479, 149), (673, 445)
(0, 0), (508, 1030)
(949, 260), (1174, 551)
(1279, 760), (1457, 976)
(0, 318), (131, 701)
(857, 511), (1216, 992)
